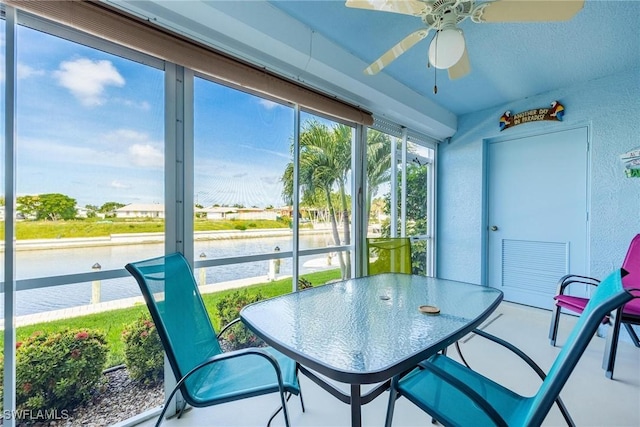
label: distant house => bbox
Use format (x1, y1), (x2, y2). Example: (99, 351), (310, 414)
(235, 208), (278, 221)
(75, 207), (87, 218)
(196, 207), (279, 221)
(115, 203), (165, 219)
(115, 204), (280, 220)
(198, 206), (237, 220)
(277, 206), (327, 222)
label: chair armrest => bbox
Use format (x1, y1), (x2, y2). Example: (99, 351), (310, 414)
(186, 347), (283, 382)
(163, 347), (285, 415)
(626, 287), (640, 298)
(217, 317), (242, 339)
(556, 274), (600, 295)
(471, 329), (575, 427)
(418, 359), (509, 427)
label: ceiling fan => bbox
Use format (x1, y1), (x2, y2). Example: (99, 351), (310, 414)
(346, 0), (585, 81)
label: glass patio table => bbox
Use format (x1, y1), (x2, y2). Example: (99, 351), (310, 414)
(240, 273), (503, 427)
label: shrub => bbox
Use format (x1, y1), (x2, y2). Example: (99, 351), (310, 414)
(122, 314), (164, 385)
(234, 224), (247, 231)
(216, 289), (265, 350)
(247, 222), (257, 228)
(14, 329), (107, 412)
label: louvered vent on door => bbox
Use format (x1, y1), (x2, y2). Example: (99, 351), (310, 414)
(502, 239), (568, 294)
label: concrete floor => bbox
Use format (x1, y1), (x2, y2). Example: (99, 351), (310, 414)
(135, 302), (640, 427)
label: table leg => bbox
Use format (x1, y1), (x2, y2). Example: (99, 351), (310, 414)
(350, 384), (362, 427)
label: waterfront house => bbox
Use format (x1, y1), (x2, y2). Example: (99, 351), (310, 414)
(234, 208), (279, 221)
(197, 206), (238, 220)
(1, 1), (638, 426)
(115, 203), (165, 219)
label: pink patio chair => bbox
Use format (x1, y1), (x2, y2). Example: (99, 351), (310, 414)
(549, 234), (640, 379)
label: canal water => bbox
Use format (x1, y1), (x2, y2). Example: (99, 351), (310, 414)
(3, 234), (340, 317)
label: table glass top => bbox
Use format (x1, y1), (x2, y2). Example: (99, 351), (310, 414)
(241, 274), (502, 379)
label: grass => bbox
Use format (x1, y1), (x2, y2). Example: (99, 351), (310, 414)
(0, 218), (290, 240)
(0, 269), (342, 367)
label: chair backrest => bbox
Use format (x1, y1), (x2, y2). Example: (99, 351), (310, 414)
(621, 234), (640, 288)
(525, 269), (633, 425)
(366, 237), (412, 275)
(125, 253), (222, 391)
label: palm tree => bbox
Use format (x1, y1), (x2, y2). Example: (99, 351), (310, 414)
(282, 124), (396, 280)
(282, 120), (350, 277)
(365, 130), (393, 229)
(332, 124), (354, 275)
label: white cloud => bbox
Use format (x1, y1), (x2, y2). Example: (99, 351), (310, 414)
(17, 63), (45, 80)
(53, 58), (125, 107)
(104, 129), (151, 144)
(237, 143), (290, 159)
(21, 137), (105, 165)
(20, 128), (163, 171)
(0, 61), (45, 82)
(110, 180), (131, 189)
(103, 129), (164, 168)
(128, 144), (164, 168)
(118, 98), (151, 111)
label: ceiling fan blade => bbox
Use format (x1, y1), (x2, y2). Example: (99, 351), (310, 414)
(345, 0), (427, 17)
(364, 29), (429, 75)
(448, 46), (471, 80)
(476, 0), (585, 22)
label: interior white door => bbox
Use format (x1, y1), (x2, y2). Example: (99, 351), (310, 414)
(487, 126), (589, 309)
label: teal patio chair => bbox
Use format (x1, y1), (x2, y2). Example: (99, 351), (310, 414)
(366, 237), (412, 275)
(125, 253), (303, 427)
(384, 268), (636, 427)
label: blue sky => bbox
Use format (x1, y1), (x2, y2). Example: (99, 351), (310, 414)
(7, 24), (303, 209)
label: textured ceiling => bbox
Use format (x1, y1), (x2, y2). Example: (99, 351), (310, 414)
(106, 0), (640, 137)
(269, 0), (640, 115)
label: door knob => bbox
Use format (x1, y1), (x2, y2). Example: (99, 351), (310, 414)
(490, 225), (498, 231)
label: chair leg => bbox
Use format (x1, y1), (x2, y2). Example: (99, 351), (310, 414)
(281, 388), (292, 427)
(154, 404), (170, 427)
(549, 304), (562, 346)
(296, 365), (305, 412)
(603, 308), (623, 379)
(384, 377), (398, 427)
(176, 399), (188, 419)
(454, 341), (471, 369)
(155, 384), (186, 427)
(267, 393), (296, 427)
(623, 323), (640, 348)
(155, 377), (192, 427)
(299, 388), (306, 412)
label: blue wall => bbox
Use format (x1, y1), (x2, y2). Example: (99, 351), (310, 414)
(438, 69), (640, 284)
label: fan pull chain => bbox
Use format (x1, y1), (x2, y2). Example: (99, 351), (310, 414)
(434, 64), (438, 94)
(433, 29), (438, 94)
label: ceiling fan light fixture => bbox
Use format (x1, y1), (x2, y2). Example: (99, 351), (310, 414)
(428, 27), (465, 69)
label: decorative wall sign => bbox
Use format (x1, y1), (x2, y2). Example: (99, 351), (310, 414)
(621, 147), (640, 178)
(499, 101), (564, 131)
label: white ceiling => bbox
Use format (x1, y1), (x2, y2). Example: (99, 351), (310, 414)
(105, 0), (640, 140)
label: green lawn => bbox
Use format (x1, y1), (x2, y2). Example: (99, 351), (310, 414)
(1, 269), (342, 367)
(0, 218), (289, 240)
